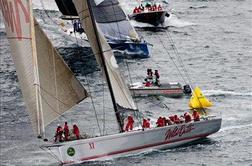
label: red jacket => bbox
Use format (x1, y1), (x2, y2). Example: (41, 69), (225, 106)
(73, 125), (80, 135)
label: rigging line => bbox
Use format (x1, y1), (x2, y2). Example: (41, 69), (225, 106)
(165, 33), (189, 82)
(38, 89), (67, 119)
(155, 33), (187, 84)
(84, 74), (102, 136)
(40, 146), (63, 164)
(102, 72), (106, 135)
(124, 60), (140, 111)
(165, 31), (195, 87)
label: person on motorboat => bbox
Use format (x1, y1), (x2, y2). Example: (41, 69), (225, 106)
(157, 4), (162, 11)
(133, 7), (138, 13)
(154, 70), (160, 86)
(153, 4), (157, 11)
(140, 4), (144, 11)
(147, 68), (153, 79)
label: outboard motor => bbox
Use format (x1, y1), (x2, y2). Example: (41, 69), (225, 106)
(183, 84), (192, 95)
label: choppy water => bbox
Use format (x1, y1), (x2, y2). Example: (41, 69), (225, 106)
(1, 0), (252, 165)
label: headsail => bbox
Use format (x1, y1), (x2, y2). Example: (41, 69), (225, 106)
(189, 87), (213, 109)
(0, 0), (87, 137)
(73, 0), (138, 131)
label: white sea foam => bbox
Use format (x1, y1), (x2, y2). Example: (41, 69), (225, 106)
(203, 89), (252, 97)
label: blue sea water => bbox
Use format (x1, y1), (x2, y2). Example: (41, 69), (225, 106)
(0, 0), (252, 165)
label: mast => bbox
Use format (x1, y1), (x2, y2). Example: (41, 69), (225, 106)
(86, 0), (124, 132)
(29, 0), (45, 138)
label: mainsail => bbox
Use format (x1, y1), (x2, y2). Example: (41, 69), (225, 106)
(73, 0), (138, 131)
(189, 87), (213, 109)
(0, 0), (87, 137)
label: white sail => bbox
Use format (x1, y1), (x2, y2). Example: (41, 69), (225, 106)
(73, 0), (137, 111)
(0, 0), (87, 136)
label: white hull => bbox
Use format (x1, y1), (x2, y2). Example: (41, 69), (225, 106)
(43, 117), (221, 164)
(129, 82), (184, 97)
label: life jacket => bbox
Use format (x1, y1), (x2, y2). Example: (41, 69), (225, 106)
(128, 116), (134, 123)
(174, 115), (180, 124)
(73, 125), (80, 135)
(156, 117), (163, 127)
(185, 114), (192, 123)
(169, 116), (175, 122)
(142, 119), (149, 128)
(192, 111), (200, 121)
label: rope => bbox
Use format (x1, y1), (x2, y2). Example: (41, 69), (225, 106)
(165, 31), (195, 88)
(155, 33), (188, 84)
(84, 75), (102, 136)
(102, 72), (106, 135)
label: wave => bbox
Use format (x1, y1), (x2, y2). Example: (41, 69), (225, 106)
(165, 13), (196, 28)
(203, 89), (252, 97)
(220, 123), (252, 132)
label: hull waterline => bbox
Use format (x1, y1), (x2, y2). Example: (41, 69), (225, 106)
(42, 117), (221, 164)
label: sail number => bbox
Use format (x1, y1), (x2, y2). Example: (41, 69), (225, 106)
(89, 142), (95, 149)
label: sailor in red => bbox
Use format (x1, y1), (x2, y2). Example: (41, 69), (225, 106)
(184, 113), (192, 123)
(192, 110), (200, 121)
(55, 124), (63, 142)
(173, 115), (180, 124)
(142, 118), (150, 129)
(145, 81), (152, 87)
(73, 124), (80, 139)
(169, 115), (175, 123)
(156, 117), (163, 127)
(125, 115), (134, 131)
(157, 4), (162, 11)
(63, 122), (69, 141)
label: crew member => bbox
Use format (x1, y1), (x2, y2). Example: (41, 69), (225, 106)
(184, 113), (192, 123)
(140, 4), (144, 11)
(133, 7), (138, 13)
(142, 118), (150, 129)
(192, 110), (200, 121)
(173, 115), (180, 124)
(63, 122), (69, 141)
(157, 4), (162, 11)
(125, 115), (134, 131)
(156, 117), (164, 127)
(154, 70), (160, 86)
(73, 124), (80, 139)
(55, 124), (63, 142)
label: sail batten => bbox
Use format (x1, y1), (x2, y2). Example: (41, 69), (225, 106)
(0, 0), (88, 137)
